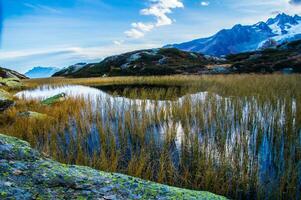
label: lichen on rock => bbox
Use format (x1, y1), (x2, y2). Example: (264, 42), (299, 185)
(41, 93), (67, 105)
(0, 78), (24, 90)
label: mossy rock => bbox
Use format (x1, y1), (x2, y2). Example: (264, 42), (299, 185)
(0, 78), (24, 90)
(0, 133), (227, 200)
(41, 93), (66, 105)
(0, 89), (14, 111)
(18, 111), (49, 120)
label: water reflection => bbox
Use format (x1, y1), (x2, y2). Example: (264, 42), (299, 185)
(16, 84), (301, 199)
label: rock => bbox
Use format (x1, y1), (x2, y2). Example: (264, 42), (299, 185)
(0, 78), (24, 90)
(41, 93), (66, 105)
(0, 89), (14, 112)
(18, 111), (49, 120)
(0, 133), (227, 200)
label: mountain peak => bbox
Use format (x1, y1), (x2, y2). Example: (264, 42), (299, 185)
(267, 13), (298, 26)
(294, 14), (301, 21)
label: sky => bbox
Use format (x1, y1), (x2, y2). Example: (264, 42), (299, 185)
(0, 0), (301, 73)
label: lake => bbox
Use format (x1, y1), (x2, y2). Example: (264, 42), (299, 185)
(16, 84), (301, 199)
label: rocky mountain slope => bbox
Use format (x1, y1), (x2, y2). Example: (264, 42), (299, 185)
(0, 67), (28, 79)
(52, 63), (87, 77)
(25, 67), (60, 79)
(166, 13), (301, 56)
(53, 48), (219, 77)
(227, 38), (301, 73)
(0, 133), (226, 199)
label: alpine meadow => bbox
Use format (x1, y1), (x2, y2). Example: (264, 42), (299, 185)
(0, 1), (301, 200)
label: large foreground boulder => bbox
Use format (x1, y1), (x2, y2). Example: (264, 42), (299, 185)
(0, 133), (226, 200)
(0, 89), (14, 111)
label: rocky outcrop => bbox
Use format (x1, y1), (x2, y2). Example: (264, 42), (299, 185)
(0, 133), (226, 199)
(0, 78), (24, 90)
(0, 89), (14, 112)
(41, 93), (66, 105)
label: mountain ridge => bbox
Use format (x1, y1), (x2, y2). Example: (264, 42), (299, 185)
(53, 39), (301, 77)
(25, 67), (60, 79)
(165, 13), (301, 56)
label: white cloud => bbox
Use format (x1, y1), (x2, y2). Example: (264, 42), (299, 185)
(132, 22), (154, 32)
(125, 28), (145, 39)
(200, 1), (210, 6)
(113, 40), (124, 46)
(23, 3), (62, 14)
(125, 0), (184, 39)
(140, 0), (184, 26)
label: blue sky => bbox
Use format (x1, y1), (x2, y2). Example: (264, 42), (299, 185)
(0, 0), (301, 73)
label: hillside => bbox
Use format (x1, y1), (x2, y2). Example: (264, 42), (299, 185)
(0, 133), (226, 199)
(227, 38), (301, 73)
(166, 13), (301, 56)
(0, 67), (28, 79)
(53, 48), (219, 77)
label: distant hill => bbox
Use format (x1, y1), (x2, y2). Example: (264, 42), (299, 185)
(25, 67), (60, 79)
(53, 40), (301, 77)
(0, 67), (28, 79)
(165, 13), (301, 56)
(53, 48), (219, 77)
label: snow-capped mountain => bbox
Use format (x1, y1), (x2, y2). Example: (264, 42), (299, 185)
(25, 67), (60, 78)
(165, 13), (301, 56)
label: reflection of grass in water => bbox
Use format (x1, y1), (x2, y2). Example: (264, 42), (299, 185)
(1, 74), (301, 199)
(96, 84), (203, 100)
